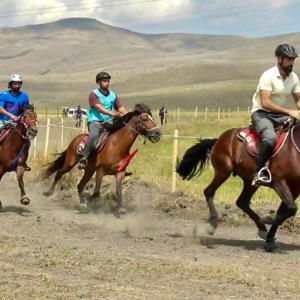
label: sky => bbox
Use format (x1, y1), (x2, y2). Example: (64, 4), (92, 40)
(0, 0), (300, 37)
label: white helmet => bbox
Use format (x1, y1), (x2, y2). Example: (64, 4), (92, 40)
(8, 74), (23, 84)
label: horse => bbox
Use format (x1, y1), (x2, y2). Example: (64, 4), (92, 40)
(176, 120), (300, 252)
(42, 103), (161, 214)
(0, 107), (38, 209)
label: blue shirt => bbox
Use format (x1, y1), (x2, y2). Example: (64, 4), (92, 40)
(0, 90), (29, 121)
(87, 88), (116, 123)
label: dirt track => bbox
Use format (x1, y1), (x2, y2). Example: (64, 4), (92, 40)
(0, 175), (300, 299)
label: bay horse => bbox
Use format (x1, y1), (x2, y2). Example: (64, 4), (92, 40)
(0, 106), (38, 209)
(177, 120), (300, 252)
(43, 103), (161, 214)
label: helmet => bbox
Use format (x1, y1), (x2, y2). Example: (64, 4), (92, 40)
(275, 44), (298, 58)
(96, 72), (111, 83)
(8, 74), (23, 84)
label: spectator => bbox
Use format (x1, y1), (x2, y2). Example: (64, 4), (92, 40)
(75, 105), (83, 127)
(159, 105), (167, 126)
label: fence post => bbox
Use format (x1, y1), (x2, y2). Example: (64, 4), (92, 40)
(247, 106), (250, 115)
(205, 107), (208, 120)
(82, 116), (86, 133)
(33, 136), (37, 159)
(171, 129), (178, 193)
(60, 117), (64, 150)
(217, 107), (220, 120)
(237, 106), (240, 118)
(177, 107), (180, 123)
(44, 118), (50, 160)
(195, 107), (198, 118)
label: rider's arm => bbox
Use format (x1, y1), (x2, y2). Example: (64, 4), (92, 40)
(114, 96), (127, 116)
(292, 92), (300, 109)
(0, 106), (19, 121)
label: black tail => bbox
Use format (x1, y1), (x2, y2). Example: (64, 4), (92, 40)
(176, 138), (218, 180)
(42, 150), (67, 179)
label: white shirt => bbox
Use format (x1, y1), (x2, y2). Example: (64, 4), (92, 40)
(251, 65), (300, 113)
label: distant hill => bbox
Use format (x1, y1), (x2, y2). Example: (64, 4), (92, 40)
(0, 17), (299, 109)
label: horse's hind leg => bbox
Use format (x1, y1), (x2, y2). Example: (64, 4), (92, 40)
(236, 181), (267, 239)
(264, 180), (297, 252)
(204, 170), (231, 235)
(91, 169), (104, 198)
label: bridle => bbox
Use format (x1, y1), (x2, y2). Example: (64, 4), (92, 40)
(123, 113), (159, 139)
(14, 112), (38, 140)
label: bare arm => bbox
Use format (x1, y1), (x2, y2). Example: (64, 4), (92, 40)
(260, 90), (300, 119)
(0, 106), (19, 121)
(292, 92), (300, 109)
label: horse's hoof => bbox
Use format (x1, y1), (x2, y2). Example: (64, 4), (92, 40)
(261, 214), (274, 225)
(43, 190), (53, 197)
(20, 196), (30, 205)
(118, 207), (127, 215)
(206, 223), (216, 235)
(264, 239), (278, 252)
(257, 230), (267, 241)
(75, 203), (89, 214)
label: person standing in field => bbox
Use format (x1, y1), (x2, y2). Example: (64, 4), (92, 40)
(75, 105), (83, 128)
(78, 71), (127, 169)
(250, 44), (300, 186)
(159, 105), (167, 126)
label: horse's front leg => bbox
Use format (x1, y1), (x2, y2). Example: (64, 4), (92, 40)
(16, 165), (30, 205)
(77, 167), (95, 212)
(115, 171), (126, 216)
(265, 180), (297, 252)
(91, 168), (104, 199)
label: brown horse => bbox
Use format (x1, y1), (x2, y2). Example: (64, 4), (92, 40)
(43, 103), (161, 214)
(0, 107), (38, 209)
(177, 122), (300, 252)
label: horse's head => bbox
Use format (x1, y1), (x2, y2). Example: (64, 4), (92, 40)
(19, 105), (38, 140)
(134, 103), (161, 143)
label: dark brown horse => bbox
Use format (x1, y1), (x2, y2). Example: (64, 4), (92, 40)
(177, 122), (300, 252)
(0, 107), (38, 209)
(43, 103), (161, 214)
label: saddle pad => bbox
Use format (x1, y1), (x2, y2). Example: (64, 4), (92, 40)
(237, 128), (288, 157)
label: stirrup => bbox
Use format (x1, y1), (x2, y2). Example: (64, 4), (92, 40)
(252, 167), (272, 186)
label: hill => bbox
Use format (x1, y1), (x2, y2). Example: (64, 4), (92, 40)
(0, 18), (300, 109)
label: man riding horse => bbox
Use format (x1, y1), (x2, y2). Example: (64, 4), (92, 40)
(78, 71), (128, 169)
(0, 74), (32, 171)
(251, 44), (300, 186)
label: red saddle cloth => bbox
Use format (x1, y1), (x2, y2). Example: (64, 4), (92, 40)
(76, 132), (109, 155)
(237, 128), (288, 157)
(0, 126), (13, 145)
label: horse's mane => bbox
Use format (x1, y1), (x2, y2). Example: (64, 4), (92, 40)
(103, 103), (152, 133)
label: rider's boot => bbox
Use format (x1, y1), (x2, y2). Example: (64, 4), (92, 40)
(78, 156), (88, 170)
(252, 142), (274, 186)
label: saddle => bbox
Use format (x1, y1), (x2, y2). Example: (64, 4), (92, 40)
(237, 125), (289, 157)
(0, 123), (15, 145)
(76, 132), (109, 156)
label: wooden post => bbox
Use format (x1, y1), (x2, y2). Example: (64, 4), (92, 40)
(45, 107), (48, 119)
(205, 107), (208, 120)
(44, 118), (50, 160)
(33, 137), (37, 159)
(171, 129), (178, 193)
(60, 117), (64, 150)
(177, 107), (180, 123)
(195, 107), (198, 118)
(247, 106), (250, 115)
(223, 109), (225, 119)
(237, 106), (240, 118)
(82, 116), (86, 133)
(217, 107), (220, 120)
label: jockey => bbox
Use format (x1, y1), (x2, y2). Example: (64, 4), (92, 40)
(251, 44), (300, 186)
(0, 74), (32, 171)
(78, 71), (128, 169)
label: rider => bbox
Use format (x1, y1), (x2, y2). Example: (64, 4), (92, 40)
(251, 44), (300, 186)
(78, 71), (128, 169)
(0, 74), (32, 171)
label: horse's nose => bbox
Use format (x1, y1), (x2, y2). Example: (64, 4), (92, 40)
(149, 129), (161, 143)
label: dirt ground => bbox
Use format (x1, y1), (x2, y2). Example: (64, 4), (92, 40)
(0, 174), (300, 300)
